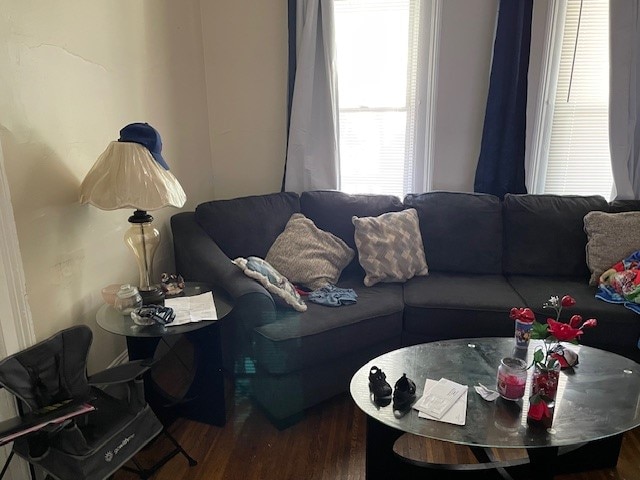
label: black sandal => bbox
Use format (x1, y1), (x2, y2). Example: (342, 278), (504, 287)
(368, 366), (392, 406)
(392, 373), (416, 417)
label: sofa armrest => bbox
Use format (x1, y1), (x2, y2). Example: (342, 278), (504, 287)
(171, 212), (275, 305)
(171, 213), (278, 369)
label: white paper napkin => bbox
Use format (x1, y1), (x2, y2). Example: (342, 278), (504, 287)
(474, 383), (500, 402)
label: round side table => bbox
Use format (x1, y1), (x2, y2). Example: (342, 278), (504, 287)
(97, 282), (233, 426)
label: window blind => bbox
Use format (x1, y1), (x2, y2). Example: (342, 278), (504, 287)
(334, 0), (421, 199)
(543, 0), (612, 197)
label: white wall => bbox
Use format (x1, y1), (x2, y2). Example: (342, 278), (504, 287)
(0, 0), (214, 371)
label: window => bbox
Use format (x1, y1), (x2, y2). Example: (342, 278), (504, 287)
(333, 0), (438, 199)
(530, 0), (612, 198)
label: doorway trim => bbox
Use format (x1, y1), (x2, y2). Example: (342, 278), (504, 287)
(0, 139), (35, 479)
(0, 140), (35, 355)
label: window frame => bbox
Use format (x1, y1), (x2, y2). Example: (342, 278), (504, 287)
(333, 0), (441, 198)
(527, 0), (612, 197)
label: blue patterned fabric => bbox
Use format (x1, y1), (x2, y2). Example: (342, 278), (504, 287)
(308, 284), (358, 307)
(596, 250), (640, 317)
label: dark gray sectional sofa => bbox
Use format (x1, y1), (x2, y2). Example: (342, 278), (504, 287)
(171, 190), (640, 426)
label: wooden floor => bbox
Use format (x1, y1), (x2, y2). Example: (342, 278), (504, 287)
(115, 391), (640, 480)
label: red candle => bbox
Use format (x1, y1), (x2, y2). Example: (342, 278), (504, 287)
(496, 357), (527, 400)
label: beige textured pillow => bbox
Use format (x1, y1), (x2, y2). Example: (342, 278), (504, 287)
(352, 208), (428, 287)
(266, 213), (355, 290)
(584, 211), (640, 285)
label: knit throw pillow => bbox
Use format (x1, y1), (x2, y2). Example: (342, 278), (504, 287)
(266, 213), (355, 290)
(584, 211), (640, 285)
(352, 208), (428, 287)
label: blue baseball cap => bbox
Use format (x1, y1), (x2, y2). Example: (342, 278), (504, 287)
(118, 122), (170, 170)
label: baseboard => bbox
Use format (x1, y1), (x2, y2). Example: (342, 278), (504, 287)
(109, 350), (129, 368)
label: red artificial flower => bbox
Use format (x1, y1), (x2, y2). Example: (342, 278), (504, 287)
(569, 314), (582, 328)
(582, 318), (597, 329)
(561, 295), (576, 307)
(551, 351), (569, 368)
(510, 307), (535, 323)
(547, 318), (583, 342)
(528, 400), (552, 421)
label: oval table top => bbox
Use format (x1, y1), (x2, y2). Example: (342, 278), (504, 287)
(350, 338), (640, 449)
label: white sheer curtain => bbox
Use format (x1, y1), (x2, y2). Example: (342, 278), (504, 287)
(285, 0), (340, 193)
(610, 0), (640, 199)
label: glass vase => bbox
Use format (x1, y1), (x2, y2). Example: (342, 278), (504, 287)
(526, 360), (561, 429)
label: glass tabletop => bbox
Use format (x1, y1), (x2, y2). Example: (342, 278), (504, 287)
(350, 338), (640, 449)
(96, 282), (233, 337)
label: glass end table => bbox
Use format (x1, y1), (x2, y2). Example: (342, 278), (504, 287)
(97, 282), (233, 426)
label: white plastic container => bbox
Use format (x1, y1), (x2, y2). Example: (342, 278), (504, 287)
(114, 284), (143, 315)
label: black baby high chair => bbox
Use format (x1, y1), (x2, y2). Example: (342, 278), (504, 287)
(0, 325), (196, 479)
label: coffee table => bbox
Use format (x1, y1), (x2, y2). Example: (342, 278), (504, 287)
(350, 338), (640, 479)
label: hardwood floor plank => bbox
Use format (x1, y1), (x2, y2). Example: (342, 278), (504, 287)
(114, 392), (640, 480)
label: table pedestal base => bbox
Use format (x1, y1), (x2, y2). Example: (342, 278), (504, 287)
(365, 417), (623, 480)
(126, 322), (228, 427)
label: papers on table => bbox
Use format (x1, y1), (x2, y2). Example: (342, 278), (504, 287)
(414, 378), (468, 426)
(164, 292), (217, 326)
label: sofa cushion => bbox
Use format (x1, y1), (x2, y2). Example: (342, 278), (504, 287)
(503, 194), (608, 277)
(195, 192), (301, 259)
(506, 275), (640, 359)
(233, 256), (307, 312)
(300, 190), (405, 277)
(251, 337), (401, 422)
(404, 191), (503, 274)
(352, 209), (428, 286)
(253, 278), (403, 374)
(265, 213), (355, 290)
(403, 272), (522, 340)
(584, 211), (640, 285)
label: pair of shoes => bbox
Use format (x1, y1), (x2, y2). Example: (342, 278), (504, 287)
(368, 366), (392, 406)
(392, 373), (416, 418)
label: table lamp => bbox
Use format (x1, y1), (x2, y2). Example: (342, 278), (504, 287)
(80, 123), (186, 300)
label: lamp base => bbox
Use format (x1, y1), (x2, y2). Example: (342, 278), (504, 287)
(125, 210), (160, 291)
(139, 285), (165, 306)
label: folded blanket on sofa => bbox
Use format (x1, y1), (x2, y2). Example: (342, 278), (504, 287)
(596, 250), (640, 316)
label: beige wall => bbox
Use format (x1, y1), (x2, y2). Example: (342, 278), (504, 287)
(199, 0), (288, 199)
(197, 0), (502, 195)
(0, 0), (550, 370)
(0, 0), (213, 371)
(432, 0), (497, 192)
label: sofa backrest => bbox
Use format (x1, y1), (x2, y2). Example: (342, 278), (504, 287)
(404, 191), (503, 274)
(300, 190), (405, 277)
(502, 194), (608, 277)
(195, 192), (301, 259)
(608, 199), (640, 213)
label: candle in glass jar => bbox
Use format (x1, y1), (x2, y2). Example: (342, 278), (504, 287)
(496, 357), (527, 400)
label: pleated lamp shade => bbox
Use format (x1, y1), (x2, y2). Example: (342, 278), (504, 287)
(79, 141), (186, 211)
(80, 140), (186, 293)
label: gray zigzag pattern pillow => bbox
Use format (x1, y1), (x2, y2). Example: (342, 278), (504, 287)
(352, 208), (428, 287)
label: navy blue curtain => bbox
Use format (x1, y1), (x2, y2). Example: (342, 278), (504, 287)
(474, 0), (533, 199)
(282, 0), (298, 192)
